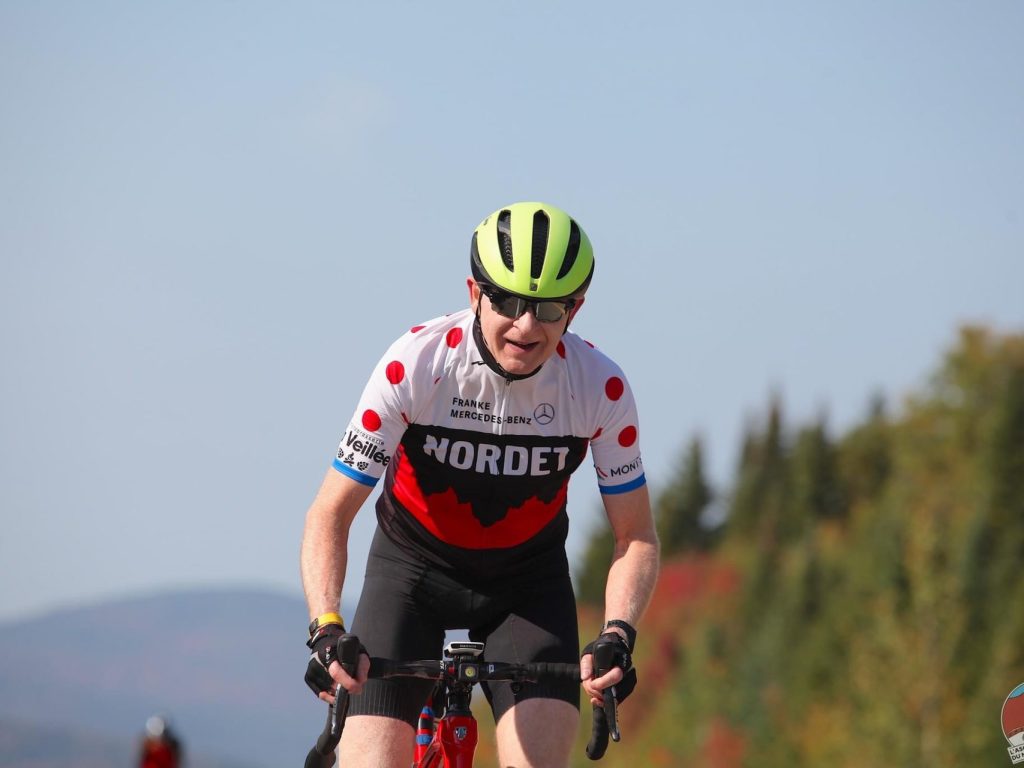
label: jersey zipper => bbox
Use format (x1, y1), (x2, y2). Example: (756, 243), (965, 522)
(495, 377), (512, 436)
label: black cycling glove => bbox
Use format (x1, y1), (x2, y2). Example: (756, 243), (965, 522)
(583, 631), (637, 702)
(304, 626), (365, 697)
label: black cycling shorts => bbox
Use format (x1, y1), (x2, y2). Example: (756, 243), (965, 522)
(347, 527), (581, 726)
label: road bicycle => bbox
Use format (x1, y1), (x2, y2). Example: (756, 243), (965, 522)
(305, 637), (625, 767)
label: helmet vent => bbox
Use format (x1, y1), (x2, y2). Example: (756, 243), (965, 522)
(556, 220), (582, 280)
(497, 209), (515, 272)
(531, 210), (550, 280)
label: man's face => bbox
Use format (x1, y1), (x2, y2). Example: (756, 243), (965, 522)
(468, 278), (584, 376)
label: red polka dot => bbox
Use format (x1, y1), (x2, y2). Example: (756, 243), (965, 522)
(410, 325), (426, 333)
(591, 427), (603, 440)
(401, 412), (410, 424)
(362, 409), (382, 432)
(618, 426), (637, 447)
(556, 341), (566, 358)
(385, 360), (405, 384)
(605, 376), (624, 401)
(446, 328), (464, 348)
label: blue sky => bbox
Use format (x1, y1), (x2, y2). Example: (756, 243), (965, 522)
(2, 1), (1022, 622)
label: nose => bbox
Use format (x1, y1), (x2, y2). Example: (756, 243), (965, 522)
(512, 305), (542, 332)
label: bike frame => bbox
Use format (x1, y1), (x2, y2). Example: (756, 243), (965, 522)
(414, 705), (478, 768)
(412, 645), (484, 767)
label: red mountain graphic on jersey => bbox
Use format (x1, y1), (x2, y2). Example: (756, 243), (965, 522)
(388, 424), (588, 549)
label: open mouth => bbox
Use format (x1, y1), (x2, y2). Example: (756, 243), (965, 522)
(506, 339), (539, 352)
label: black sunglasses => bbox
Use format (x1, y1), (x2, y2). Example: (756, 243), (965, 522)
(480, 285), (577, 323)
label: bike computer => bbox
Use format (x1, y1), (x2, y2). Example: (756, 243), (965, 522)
(444, 641), (485, 658)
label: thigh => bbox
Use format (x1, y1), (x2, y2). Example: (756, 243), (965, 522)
(347, 529), (443, 725)
(495, 698), (579, 768)
(473, 574), (580, 722)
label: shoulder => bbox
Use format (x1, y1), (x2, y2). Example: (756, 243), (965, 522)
(402, 309), (473, 347)
(559, 332), (632, 388)
(379, 309), (474, 375)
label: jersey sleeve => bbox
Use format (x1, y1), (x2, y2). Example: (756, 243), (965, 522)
(331, 334), (416, 487)
(589, 365), (646, 495)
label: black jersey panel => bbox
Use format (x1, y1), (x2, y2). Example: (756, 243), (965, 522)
(393, 423), (587, 539)
(373, 423), (588, 570)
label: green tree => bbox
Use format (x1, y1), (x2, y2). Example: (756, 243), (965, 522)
(789, 416), (846, 531)
(727, 395), (789, 544)
(957, 329), (1024, 702)
(656, 436), (715, 556)
(837, 394), (891, 511)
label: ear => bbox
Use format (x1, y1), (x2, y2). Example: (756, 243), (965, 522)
(467, 278), (481, 313)
(568, 296), (585, 320)
(563, 296), (585, 334)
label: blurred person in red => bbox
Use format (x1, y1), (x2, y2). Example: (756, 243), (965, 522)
(137, 714), (182, 768)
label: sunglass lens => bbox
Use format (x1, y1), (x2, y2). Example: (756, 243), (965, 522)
(484, 288), (571, 323)
(534, 302), (567, 322)
(490, 293), (523, 319)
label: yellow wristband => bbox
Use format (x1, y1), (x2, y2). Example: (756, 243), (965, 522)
(308, 612), (345, 637)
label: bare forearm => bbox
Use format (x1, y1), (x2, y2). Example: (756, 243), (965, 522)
(604, 534), (659, 627)
(299, 470), (371, 621)
(300, 512), (349, 619)
(598, 484), (660, 629)
(580, 514), (659, 702)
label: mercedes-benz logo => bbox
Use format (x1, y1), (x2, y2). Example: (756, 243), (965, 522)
(534, 403), (555, 425)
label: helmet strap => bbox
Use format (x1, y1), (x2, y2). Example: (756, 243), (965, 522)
(471, 309), (542, 382)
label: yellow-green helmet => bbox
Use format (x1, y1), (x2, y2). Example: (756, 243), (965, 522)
(470, 202), (595, 300)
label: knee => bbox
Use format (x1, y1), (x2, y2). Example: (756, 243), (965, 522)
(495, 699), (578, 767)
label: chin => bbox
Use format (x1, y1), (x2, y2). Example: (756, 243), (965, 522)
(497, 358), (535, 375)
(496, 349), (544, 374)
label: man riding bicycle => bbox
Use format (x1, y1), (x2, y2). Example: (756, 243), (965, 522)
(301, 202), (660, 768)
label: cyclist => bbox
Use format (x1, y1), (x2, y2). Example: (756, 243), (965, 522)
(301, 201), (660, 768)
(137, 715), (182, 768)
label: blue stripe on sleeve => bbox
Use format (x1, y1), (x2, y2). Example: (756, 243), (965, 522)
(331, 458), (379, 487)
(598, 473), (647, 495)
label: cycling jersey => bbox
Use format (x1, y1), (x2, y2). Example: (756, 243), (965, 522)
(332, 308), (645, 573)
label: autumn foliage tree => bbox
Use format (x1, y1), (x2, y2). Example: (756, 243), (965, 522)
(571, 326), (1024, 768)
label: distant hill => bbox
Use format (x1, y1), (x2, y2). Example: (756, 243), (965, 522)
(0, 588), (353, 767)
(0, 717), (244, 768)
(0, 718), (130, 768)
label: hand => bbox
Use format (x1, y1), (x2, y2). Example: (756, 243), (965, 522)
(304, 628), (370, 703)
(580, 631), (637, 706)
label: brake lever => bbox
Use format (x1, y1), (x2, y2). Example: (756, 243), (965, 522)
(603, 686), (620, 742)
(592, 640), (621, 742)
